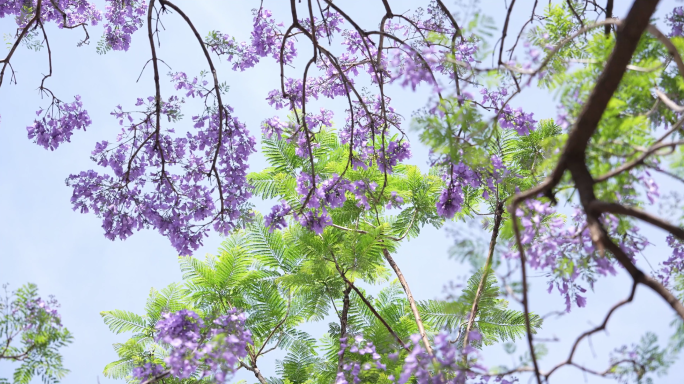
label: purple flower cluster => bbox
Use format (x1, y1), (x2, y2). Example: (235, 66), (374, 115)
(27, 95), (92, 151)
(386, 4), (476, 88)
(390, 47), (439, 91)
(155, 309), (204, 378)
(0, 0), (101, 29)
(507, 201), (649, 312)
(203, 311), (253, 382)
(436, 162), (480, 219)
(132, 363), (165, 382)
(264, 200), (292, 233)
(385, 191), (404, 210)
(389, 39), (476, 92)
(667, 7), (684, 37)
(18, 295), (63, 332)
(437, 183), (464, 220)
(289, 172), (343, 234)
(289, 110), (333, 158)
(261, 116), (289, 140)
(205, 8), (300, 71)
(482, 155), (510, 200)
(657, 235), (684, 287)
(481, 88), (536, 136)
(137, 309), (252, 382)
(336, 334), (386, 384)
(638, 170), (660, 204)
(378, 141), (412, 174)
(295, 209), (333, 235)
(264, 168), (395, 234)
(523, 41), (542, 65)
(339, 95), (406, 171)
(66, 73), (256, 255)
(102, 0), (147, 51)
(393, 331), (510, 384)
(320, 175), (352, 209)
(305, 174), (383, 232)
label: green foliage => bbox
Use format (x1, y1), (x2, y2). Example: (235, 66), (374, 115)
(419, 268), (542, 348)
(100, 283), (194, 382)
(609, 333), (674, 384)
(0, 284), (73, 384)
(104, 127), (550, 382)
(249, 126), (445, 238)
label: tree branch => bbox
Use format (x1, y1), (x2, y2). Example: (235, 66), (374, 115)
(329, 251), (410, 352)
(588, 200), (684, 240)
(462, 202), (504, 350)
(381, 248), (433, 355)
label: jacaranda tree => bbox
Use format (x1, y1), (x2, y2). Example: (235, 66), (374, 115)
(2, 0), (684, 383)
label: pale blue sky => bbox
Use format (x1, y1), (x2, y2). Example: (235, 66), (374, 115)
(1, 1), (683, 383)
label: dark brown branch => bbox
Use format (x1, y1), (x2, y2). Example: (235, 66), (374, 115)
(497, 0), (516, 65)
(571, 162), (684, 322)
(511, 0), (659, 207)
(588, 200), (684, 240)
(159, 0), (229, 214)
(48, 0), (90, 45)
(37, 19), (52, 92)
(566, 0), (585, 28)
(545, 282), (637, 378)
(605, 0), (614, 35)
(329, 251), (410, 352)
(146, 0), (172, 196)
(0, 0), (43, 87)
(509, 204), (543, 384)
(435, 0), (461, 33)
(557, 0), (659, 174)
(338, 286), (352, 372)
(594, 137), (684, 183)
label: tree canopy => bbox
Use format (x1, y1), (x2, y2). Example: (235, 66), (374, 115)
(2, 0), (684, 383)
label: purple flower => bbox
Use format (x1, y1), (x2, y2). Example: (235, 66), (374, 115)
(66, 84), (256, 255)
(102, 0), (147, 52)
(150, 309), (251, 382)
(27, 96), (92, 151)
(264, 201), (292, 232)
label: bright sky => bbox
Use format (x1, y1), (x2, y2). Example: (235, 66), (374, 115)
(1, 1), (683, 383)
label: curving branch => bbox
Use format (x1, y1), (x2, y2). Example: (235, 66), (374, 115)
(545, 282), (637, 378)
(0, 0), (44, 87)
(588, 201), (684, 240)
(329, 250), (410, 352)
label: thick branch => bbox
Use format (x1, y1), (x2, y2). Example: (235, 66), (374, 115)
(570, 161), (684, 321)
(239, 361), (268, 384)
(605, 0), (614, 35)
(338, 286), (352, 372)
(588, 201), (684, 240)
(512, 1), (659, 208)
